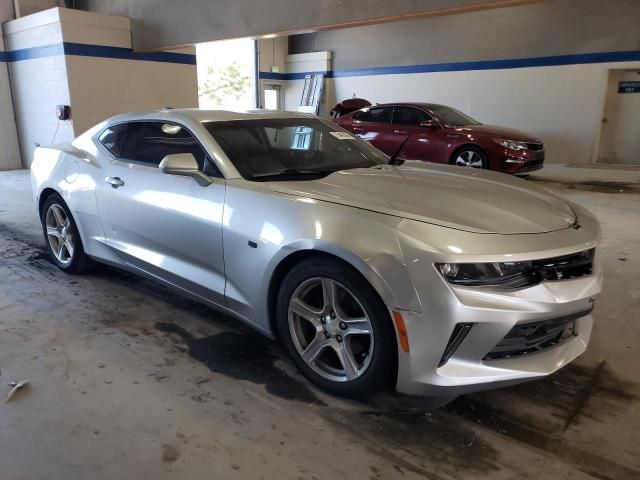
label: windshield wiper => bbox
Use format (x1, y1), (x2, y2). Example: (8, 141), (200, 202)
(251, 168), (335, 180)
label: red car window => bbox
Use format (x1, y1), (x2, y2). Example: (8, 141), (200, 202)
(394, 107), (431, 126)
(353, 107), (393, 124)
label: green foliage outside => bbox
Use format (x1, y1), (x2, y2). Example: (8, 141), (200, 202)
(199, 61), (251, 106)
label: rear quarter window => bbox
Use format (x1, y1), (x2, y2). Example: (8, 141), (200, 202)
(98, 124), (127, 157)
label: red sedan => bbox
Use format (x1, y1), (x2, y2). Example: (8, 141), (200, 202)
(336, 103), (544, 174)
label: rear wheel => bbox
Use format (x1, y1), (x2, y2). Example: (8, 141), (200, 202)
(41, 193), (92, 273)
(277, 257), (395, 397)
(451, 146), (487, 169)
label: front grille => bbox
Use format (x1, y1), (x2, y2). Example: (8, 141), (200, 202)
(532, 248), (595, 281)
(522, 158), (544, 172)
(526, 142), (544, 151)
(483, 309), (591, 360)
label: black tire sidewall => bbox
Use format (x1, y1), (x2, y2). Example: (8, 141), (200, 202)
(276, 257), (396, 397)
(40, 193), (89, 273)
(451, 146), (487, 169)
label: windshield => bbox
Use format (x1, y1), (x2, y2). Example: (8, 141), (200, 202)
(203, 118), (388, 181)
(426, 104), (480, 126)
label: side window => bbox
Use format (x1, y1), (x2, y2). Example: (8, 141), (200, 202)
(394, 107), (431, 126)
(352, 107), (393, 124)
(98, 124), (127, 157)
(352, 110), (367, 121)
(119, 122), (208, 169)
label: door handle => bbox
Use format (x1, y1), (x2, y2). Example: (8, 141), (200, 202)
(105, 176), (125, 188)
(394, 130), (408, 135)
(352, 127), (363, 132)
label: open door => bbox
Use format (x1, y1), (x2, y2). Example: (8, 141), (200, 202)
(261, 82), (283, 110)
(598, 69), (640, 165)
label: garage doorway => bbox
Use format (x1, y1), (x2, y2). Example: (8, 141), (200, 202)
(598, 69), (640, 164)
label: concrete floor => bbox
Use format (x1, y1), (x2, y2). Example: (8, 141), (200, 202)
(0, 169), (639, 480)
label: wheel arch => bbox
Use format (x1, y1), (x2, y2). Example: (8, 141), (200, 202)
(38, 187), (60, 219)
(449, 143), (487, 164)
(38, 188), (93, 256)
(266, 248), (403, 341)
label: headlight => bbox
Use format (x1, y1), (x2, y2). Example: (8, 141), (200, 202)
(436, 261), (537, 289)
(493, 139), (529, 151)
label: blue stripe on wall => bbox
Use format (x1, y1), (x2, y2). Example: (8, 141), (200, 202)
(0, 42), (196, 65)
(64, 43), (197, 65)
(259, 50), (640, 80)
(7, 44), (65, 62)
(258, 71), (288, 80)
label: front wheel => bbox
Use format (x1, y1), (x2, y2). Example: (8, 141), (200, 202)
(276, 257), (396, 397)
(451, 147), (487, 169)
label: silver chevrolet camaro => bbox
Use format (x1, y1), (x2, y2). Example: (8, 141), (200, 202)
(31, 109), (602, 398)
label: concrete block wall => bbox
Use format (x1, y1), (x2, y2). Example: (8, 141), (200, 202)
(2, 7), (198, 167)
(4, 8), (73, 165)
(0, 34), (21, 170)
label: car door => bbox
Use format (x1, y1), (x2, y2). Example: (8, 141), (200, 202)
(395, 106), (455, 163)
(94, 121), (227, 306)
(349, 106), (400, 156)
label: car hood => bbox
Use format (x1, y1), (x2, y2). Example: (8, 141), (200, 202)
(454, 124), (541, 142)
(267, 163), (576, 234)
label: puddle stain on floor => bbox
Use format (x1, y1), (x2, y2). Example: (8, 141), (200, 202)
(154, 322), (326, 406)
(528, 177), (640, 194)
(459, 361), (638, 433)
(330, 409), (503, 479)
(565, 181), (640, 194)
(448, 361), (640, 480)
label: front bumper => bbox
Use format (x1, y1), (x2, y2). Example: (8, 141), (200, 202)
(502, 148), (545, 174)
(393, 209), (601, 397)
(395, 278), (598, 396)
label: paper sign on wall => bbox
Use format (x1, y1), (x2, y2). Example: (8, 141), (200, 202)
(618, 81), (640, 94)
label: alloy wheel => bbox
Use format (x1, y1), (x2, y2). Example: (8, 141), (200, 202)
(288, 277), (374, 382)
(45, 204), (74, 265)
(455, 150), (484, 168)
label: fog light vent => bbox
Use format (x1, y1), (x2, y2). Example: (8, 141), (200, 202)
(439, 323), (473, 367)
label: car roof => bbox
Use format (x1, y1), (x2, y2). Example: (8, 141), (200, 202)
(366, 102), (446, 110)
(105, 108), (315, 125)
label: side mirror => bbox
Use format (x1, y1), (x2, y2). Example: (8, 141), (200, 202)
(419, 120), (440, 129)
(159, 153), (212, 186)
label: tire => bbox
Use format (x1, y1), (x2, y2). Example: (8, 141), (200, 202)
(40, 193), (93, 273)
(276, 257), (396, 397)
(450, 146), (487, 169)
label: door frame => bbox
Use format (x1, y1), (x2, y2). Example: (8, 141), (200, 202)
(593, 68), (614, 165)
(593, 66), (640, 164)
(259, 80), (284, 110)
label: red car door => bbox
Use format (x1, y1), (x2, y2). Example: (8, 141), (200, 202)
(392, 106), (452, 163)
(345, 106), (403, 156)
